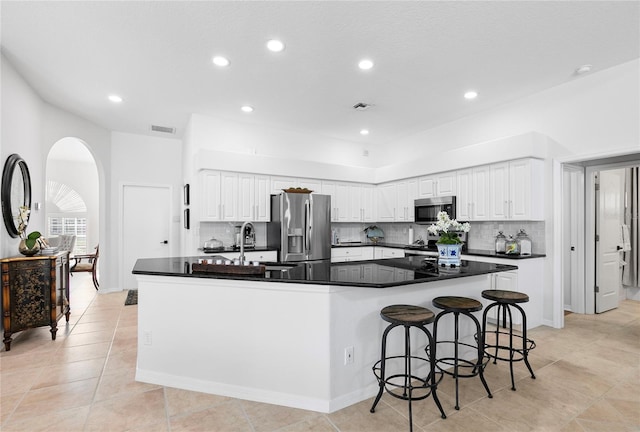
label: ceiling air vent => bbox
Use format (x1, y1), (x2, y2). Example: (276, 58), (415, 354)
(150, 125), (176, 134)
(353, 102), (372, 111)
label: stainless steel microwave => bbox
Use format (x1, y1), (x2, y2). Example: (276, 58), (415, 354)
(414, 196), (457, 224)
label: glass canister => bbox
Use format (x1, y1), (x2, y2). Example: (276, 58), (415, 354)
(516, 229), (532, 255)
(495, 231), (507, 254)
(505, 235), (520, 255)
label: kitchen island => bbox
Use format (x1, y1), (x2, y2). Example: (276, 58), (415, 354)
(133, 256), (518, 413)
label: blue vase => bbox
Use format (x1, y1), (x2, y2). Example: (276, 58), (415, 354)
(436, 243), (462, 267)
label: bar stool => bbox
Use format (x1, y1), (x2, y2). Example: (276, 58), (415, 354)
(431, 296), (492, 410)
(481, 289), (536, 391)
(370, 304), (446, 431)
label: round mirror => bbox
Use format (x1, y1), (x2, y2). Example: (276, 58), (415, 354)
(1, 154), (32, 238)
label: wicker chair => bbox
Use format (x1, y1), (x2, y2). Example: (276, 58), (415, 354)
(71, 244), (99, 290)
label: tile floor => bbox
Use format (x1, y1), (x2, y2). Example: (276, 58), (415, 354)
(1, 274), (639, 431)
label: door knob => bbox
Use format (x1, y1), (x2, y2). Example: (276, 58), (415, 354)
(161, 240), (168, 244)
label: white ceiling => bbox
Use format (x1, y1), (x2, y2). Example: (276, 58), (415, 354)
(2, 1), (638, 150)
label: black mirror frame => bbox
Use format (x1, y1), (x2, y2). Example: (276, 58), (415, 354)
(1, 154), (32, 238)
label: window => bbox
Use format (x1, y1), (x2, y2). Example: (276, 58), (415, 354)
(48, 217), (87, 254)
(46, 180), (89, 255)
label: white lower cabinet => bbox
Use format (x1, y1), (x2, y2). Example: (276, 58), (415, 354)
(462, 254), (543, 329)
(374, 247), (405, 259)
(234, 250), (278, 262)
(331, 247), (374, 263)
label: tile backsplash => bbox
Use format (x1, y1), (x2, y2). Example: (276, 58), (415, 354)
(201, 220), (545, 254)
(332, 221), (545, 254)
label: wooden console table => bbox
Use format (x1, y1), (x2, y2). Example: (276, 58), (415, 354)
(1, 252), (70, 351)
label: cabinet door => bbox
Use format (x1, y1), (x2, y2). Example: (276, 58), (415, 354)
(406, 179), (418, 222)
(489, 162), (510, 220)
(321, 181), (338, 222)
(298, 178), (322, 192)
(472, 165), (491, 220)
(418, 176), (436, 198)
(456, 169), (472, 221)
(435, 172), (456, 196)
(491, 271), (522, 325)
(509, 159), (544, 220)
(254, 175), (271, 222)
(237, 173), (255, 221)
(334, 183), (350, 222)
(348, 184), (363, 221)
(396, 181), (410, 221)
(220, 172), (239, 221)
(361, 184), (376, 222)
(200, 171), (222, 221)
(271, 176), (294, 195)
(377, 183), (396, 222)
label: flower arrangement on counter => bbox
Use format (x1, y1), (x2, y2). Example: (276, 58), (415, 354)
(427, 211), (470, 244)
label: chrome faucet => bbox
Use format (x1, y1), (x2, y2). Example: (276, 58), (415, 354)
(238, 221), (254, 263)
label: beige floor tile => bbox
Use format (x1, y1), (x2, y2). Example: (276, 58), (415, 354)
(560, 419), (588, 432)
(1, 366), (43, 396)
(0, 394), (22, 424)
(535, 360), (615, 398)
(63, 329), (115, 347)
(94, 368), (161, 401)
(8, 378), (98, 423)
(378, 389), (450, 429)
(329, 399), (419, 432)
(52, 340), (111, 364)
(277, 415), (338, 432)
(85, 388), (166, 431)
(165, 387), (231, 417)
(1, 405), (90, 432)
(170, 400), (253, 432)
(422, 406), (513, 432)
(605, 398), (640, 426)
(240, 399), (320, 432)
(32, 357), (105, 389)
(102, 348), (138, 375)
(575, 417), (637, 432)
(70, 321), (118, 335)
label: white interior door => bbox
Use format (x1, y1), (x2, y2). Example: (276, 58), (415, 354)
(123, 185), (171, 290)
(595, 169), (625, 313)
(563, 165), (585, 313)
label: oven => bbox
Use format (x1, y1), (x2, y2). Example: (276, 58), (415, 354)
(414, 196), (456, 224)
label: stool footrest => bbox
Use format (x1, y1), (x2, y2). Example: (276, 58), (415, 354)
(372, 355), (443, 402)
(483, 330), (536, 363)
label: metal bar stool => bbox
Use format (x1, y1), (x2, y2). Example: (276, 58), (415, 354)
(431, 296), (492, 410)
(481, 289), (536, 391)
(370, 304), (446, 431)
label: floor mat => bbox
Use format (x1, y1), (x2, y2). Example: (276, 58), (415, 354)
(125, 289), (138, 306)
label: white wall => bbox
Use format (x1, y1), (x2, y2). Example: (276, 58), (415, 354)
(110, 131), (183, 286)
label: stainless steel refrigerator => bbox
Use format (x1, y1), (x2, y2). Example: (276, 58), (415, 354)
(267, 193), (331, 262)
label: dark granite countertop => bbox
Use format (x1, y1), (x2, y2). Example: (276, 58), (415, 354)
(132, 255), (518, 288)
(200, 246), (277, 254)
(331, 242), (545, 259)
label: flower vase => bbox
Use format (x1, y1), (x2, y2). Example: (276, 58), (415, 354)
(18, 239), (40, 256)
(436, 243), (462, 267)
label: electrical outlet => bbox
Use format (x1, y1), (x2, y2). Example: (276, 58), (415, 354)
(344, 346), (354, 365)
(143, 330), (152, 346)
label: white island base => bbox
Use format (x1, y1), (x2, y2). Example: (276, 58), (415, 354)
(135, 273), (515, 413)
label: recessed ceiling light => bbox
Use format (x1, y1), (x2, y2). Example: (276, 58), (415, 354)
(266, 39), (285, 52)
(241, 105), (254, 113)
(575, 64), (592, 75)
(212, 56), (230, 67)
(464, 91), (478, 100)
(360, 129), (369, 136)
(108, 94), (123, 103)
(358, 59), (374, 70)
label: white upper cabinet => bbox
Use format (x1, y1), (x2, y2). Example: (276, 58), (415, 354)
(377, 179), (417, 222)
(361, 184), (376, 222)
(323, 181), (375, 223)
(419, 172), (456, 198)
(200, 171), (222, 221)
(457, 166), (491, 221)
(489, 158), (544, 221)
(334, 182), (350, 222)
(298, 178), (322, 192)
(201, 171), (271, 222)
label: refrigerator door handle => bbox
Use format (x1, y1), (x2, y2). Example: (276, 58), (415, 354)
(305, 199), (312, 254)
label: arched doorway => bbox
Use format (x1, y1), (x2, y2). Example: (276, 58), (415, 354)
(45, 137), (99, 271)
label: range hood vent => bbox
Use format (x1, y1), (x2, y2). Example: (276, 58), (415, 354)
(150, 125), (176, 134)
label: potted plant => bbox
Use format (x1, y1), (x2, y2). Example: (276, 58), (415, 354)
(427, 211), (470, 267)
(16, 205), (45, 256)
(363, 225), (384, 244)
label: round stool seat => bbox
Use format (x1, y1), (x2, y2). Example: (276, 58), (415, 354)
(481, 289), (529, 304)
(432, 296), (483, 313)
(381, 305), (435, 326)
